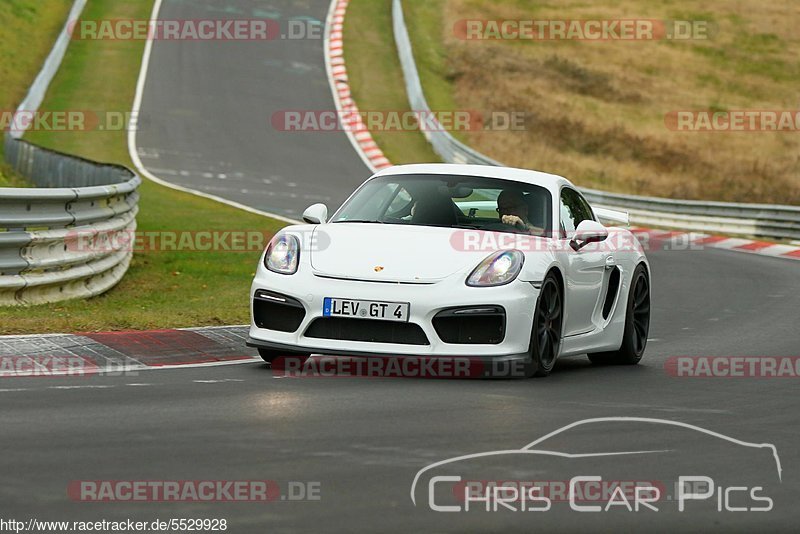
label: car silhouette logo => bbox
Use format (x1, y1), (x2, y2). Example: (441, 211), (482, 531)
(374, 266), (384, 272)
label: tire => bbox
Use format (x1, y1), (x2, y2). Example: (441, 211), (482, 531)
(588, 264), (650, 365)
(527, 273), (563, 378)
(258, 348), (310, 365)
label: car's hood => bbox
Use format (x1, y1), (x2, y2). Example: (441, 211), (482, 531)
(310, 224), (489, 283)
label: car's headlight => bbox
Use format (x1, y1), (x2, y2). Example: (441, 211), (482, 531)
(265, 234), (300, 275)
(466, 250), (524, 287)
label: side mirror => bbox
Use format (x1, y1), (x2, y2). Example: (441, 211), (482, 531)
(570, 220), (608, 251)
(302, 203), (328, 224)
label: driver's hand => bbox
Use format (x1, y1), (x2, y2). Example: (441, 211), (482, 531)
(501, 214), (526, 229)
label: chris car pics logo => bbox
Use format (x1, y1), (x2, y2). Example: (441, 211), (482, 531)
(410, 417), (781, 513)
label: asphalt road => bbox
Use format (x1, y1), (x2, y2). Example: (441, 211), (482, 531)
(2, 246), (799, 532)
(133, 0), (368, 219)
(5, 0), (798, 531)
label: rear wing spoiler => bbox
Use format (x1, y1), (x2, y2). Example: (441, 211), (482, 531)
(593, 206), (630, 226)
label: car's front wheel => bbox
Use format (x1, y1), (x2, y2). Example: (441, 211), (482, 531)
(527, 273), (563, 378)
(588, 264), (650, 365)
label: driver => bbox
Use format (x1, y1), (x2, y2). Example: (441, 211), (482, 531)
(497, 190), (543, 234)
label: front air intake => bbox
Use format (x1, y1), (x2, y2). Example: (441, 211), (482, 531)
(433, 306), (506, 344)
(253, 290), (306, 332)
(304, 318), (429, 345)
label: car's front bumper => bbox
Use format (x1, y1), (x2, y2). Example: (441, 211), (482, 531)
(245, 336), (532, 378)
(248, 266), (538, 363)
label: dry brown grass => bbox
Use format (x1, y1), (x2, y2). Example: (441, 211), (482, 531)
(438, 0), (800, 203)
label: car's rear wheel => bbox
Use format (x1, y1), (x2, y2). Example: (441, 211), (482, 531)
(258, 348), (311, 365)
(588, 264), (650, 365)
(527, 273), (562, 378)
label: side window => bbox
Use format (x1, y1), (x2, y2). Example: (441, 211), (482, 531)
(560, 188), (594, 237)
(575, 191), (595, 223)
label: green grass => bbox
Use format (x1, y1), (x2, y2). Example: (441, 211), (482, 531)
(24, 0), (153, 163)
(0, 163), (30, 187)
(401, 1), (459, 119)
(0, 0), (74, 186)
(343, 0), (440, 163)
(0, 0), (287, 333)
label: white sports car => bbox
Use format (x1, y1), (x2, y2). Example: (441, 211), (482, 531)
(247, 164), (650, 377)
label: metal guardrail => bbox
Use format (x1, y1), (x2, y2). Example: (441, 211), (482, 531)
(1, 136), (140, 306)
(0, 0), (141, 306)
(392, 0), (800, 241)
(579, 187), (800, 241)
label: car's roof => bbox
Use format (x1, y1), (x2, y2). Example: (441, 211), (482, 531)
(372, 163), (573, 190)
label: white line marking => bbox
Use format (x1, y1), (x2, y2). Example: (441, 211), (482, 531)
(193, 379), (245, 384)
(0, 333), (75, 339)
(49, 385), (115, 390)
(0, 356), (260, 379)
(183, 324), (248, 331)
(146, 167), (179, 176)
(134, 359), (261, 372)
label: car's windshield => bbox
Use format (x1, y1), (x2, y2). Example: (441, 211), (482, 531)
(330, 174), (552, 236)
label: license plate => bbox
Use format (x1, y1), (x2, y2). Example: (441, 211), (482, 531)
(323, 297), (409, 322)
